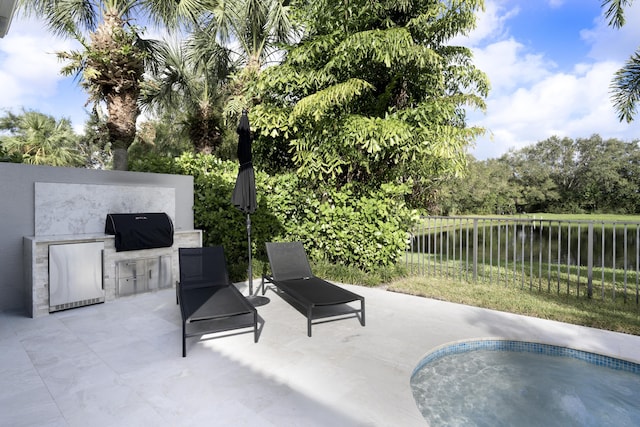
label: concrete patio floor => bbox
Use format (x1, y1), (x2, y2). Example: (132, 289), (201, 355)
(2, 282), (640, 427)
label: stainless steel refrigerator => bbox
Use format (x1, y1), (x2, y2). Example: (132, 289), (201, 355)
(49, 241), (105, 312)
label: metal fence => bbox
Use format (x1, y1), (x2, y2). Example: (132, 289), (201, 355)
(406, 216), (640, 305)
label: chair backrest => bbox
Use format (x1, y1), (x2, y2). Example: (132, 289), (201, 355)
(179, 246), (230, 288)
(265, 241), (314, 281)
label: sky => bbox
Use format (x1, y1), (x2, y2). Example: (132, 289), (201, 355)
(1, 0), (640, 160)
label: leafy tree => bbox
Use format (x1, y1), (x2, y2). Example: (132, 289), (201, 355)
(602, 0), (640, 122)
(573, 135), (640, 213)
(436, 156), (518, 215)
(0, 144), (22, 163)
(498, 134), (640, 214)
(251, 0), (488, 192)
(79, 107), (112, 169)
(128, 113), (194, 163)
(500, 140), (563, 213)
(0, 109), (85, 166)
(22, 0), (200, 170)
(620, 140), (640, 212)
(507, 136), (584, 212)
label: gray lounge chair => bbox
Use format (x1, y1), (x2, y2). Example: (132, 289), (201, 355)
(178, 246), (258, 357)
(261, 241), (365, 337)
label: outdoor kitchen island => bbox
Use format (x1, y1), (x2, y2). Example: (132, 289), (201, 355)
(21, 179), (202, 318)
(24, 230), (202, 318)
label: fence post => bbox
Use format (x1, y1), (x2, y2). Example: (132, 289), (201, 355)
(587, 222), (593, 299)
(473, 219), (479, 282)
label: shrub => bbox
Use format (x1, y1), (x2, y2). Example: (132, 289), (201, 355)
(266, 177), (416, 272)
(132, 153), (417, 281)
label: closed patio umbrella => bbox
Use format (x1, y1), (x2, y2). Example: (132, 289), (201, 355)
(232, 110), (256, 214)
(232, 110), (268, 306)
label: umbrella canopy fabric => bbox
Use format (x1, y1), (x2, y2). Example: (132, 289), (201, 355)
(232, 111), (257, 214)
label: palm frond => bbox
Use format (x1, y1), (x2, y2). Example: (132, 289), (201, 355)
(602, 0), (634, 29)
(611, 49), (640, 123)
(20, 0), (100, 36)
(186, 29), (233, 79)
(267, 0), (293, 44)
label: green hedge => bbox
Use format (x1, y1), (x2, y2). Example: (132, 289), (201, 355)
(131, 153), (416, 281)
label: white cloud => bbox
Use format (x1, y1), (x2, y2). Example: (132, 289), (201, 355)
(582, 1), (640, 62)
(452, 0), (518, 47)
(0, 16), (86, 129)
(467, 0), (640, 159)
(0, 18), (71, 108)
(471, 38), (554, 94)
(471, 59), (640, 159)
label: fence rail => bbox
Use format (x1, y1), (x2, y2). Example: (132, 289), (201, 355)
(406, 216), (640, 305)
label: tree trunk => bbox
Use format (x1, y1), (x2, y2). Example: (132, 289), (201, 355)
(112, 148), (128, 171)
(88, 10), (144, 171)
(106, 90), (139, 171)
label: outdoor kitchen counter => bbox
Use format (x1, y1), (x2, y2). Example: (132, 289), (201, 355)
(25, 233), (115, 243)
(24, 230), (202, 318)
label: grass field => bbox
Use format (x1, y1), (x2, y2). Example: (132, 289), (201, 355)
(385, 273), (640, 336)
(398, 213), (640, 336)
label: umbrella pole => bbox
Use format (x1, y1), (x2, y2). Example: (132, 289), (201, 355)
(245, 213), (269, 307)
(247, 213), (252, 295)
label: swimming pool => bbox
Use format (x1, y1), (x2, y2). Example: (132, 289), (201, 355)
(411, 339), (640, 426)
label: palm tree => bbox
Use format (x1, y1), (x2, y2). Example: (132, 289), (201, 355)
(140, 0), (294, 155)
(0, 110), (85, 166)
(210, 0), (294, 117)
(21, 0), (198, 170)
(141, 35), (231, 154)
(602, 0), (640, 123)
(146, 0), (294, 125)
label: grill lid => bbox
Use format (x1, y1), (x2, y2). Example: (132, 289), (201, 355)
(105, 213), (174, 252)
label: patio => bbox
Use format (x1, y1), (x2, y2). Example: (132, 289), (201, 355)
(2, 283), (640, 427)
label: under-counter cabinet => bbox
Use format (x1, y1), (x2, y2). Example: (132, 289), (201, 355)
(116, 256), (171, 296)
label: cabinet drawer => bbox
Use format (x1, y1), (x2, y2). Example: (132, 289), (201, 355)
(115, 256), (172, 296)
(118, 276), (141, 296)
(116, 260), (145, 279)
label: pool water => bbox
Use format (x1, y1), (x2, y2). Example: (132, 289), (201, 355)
(411, 341), (640, 427)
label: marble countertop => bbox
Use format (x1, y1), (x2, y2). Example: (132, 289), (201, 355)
(25, 233), (114, 243)
(25, 229), (200, 243)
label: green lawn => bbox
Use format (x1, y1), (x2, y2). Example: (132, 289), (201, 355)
(386, 273), (640, 336)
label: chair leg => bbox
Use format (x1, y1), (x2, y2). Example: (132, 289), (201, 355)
(182, 321), (187, 357)
(307, 306), (313, 337)
(360, 298), (366, 326)
(253, 311), (258, 343)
